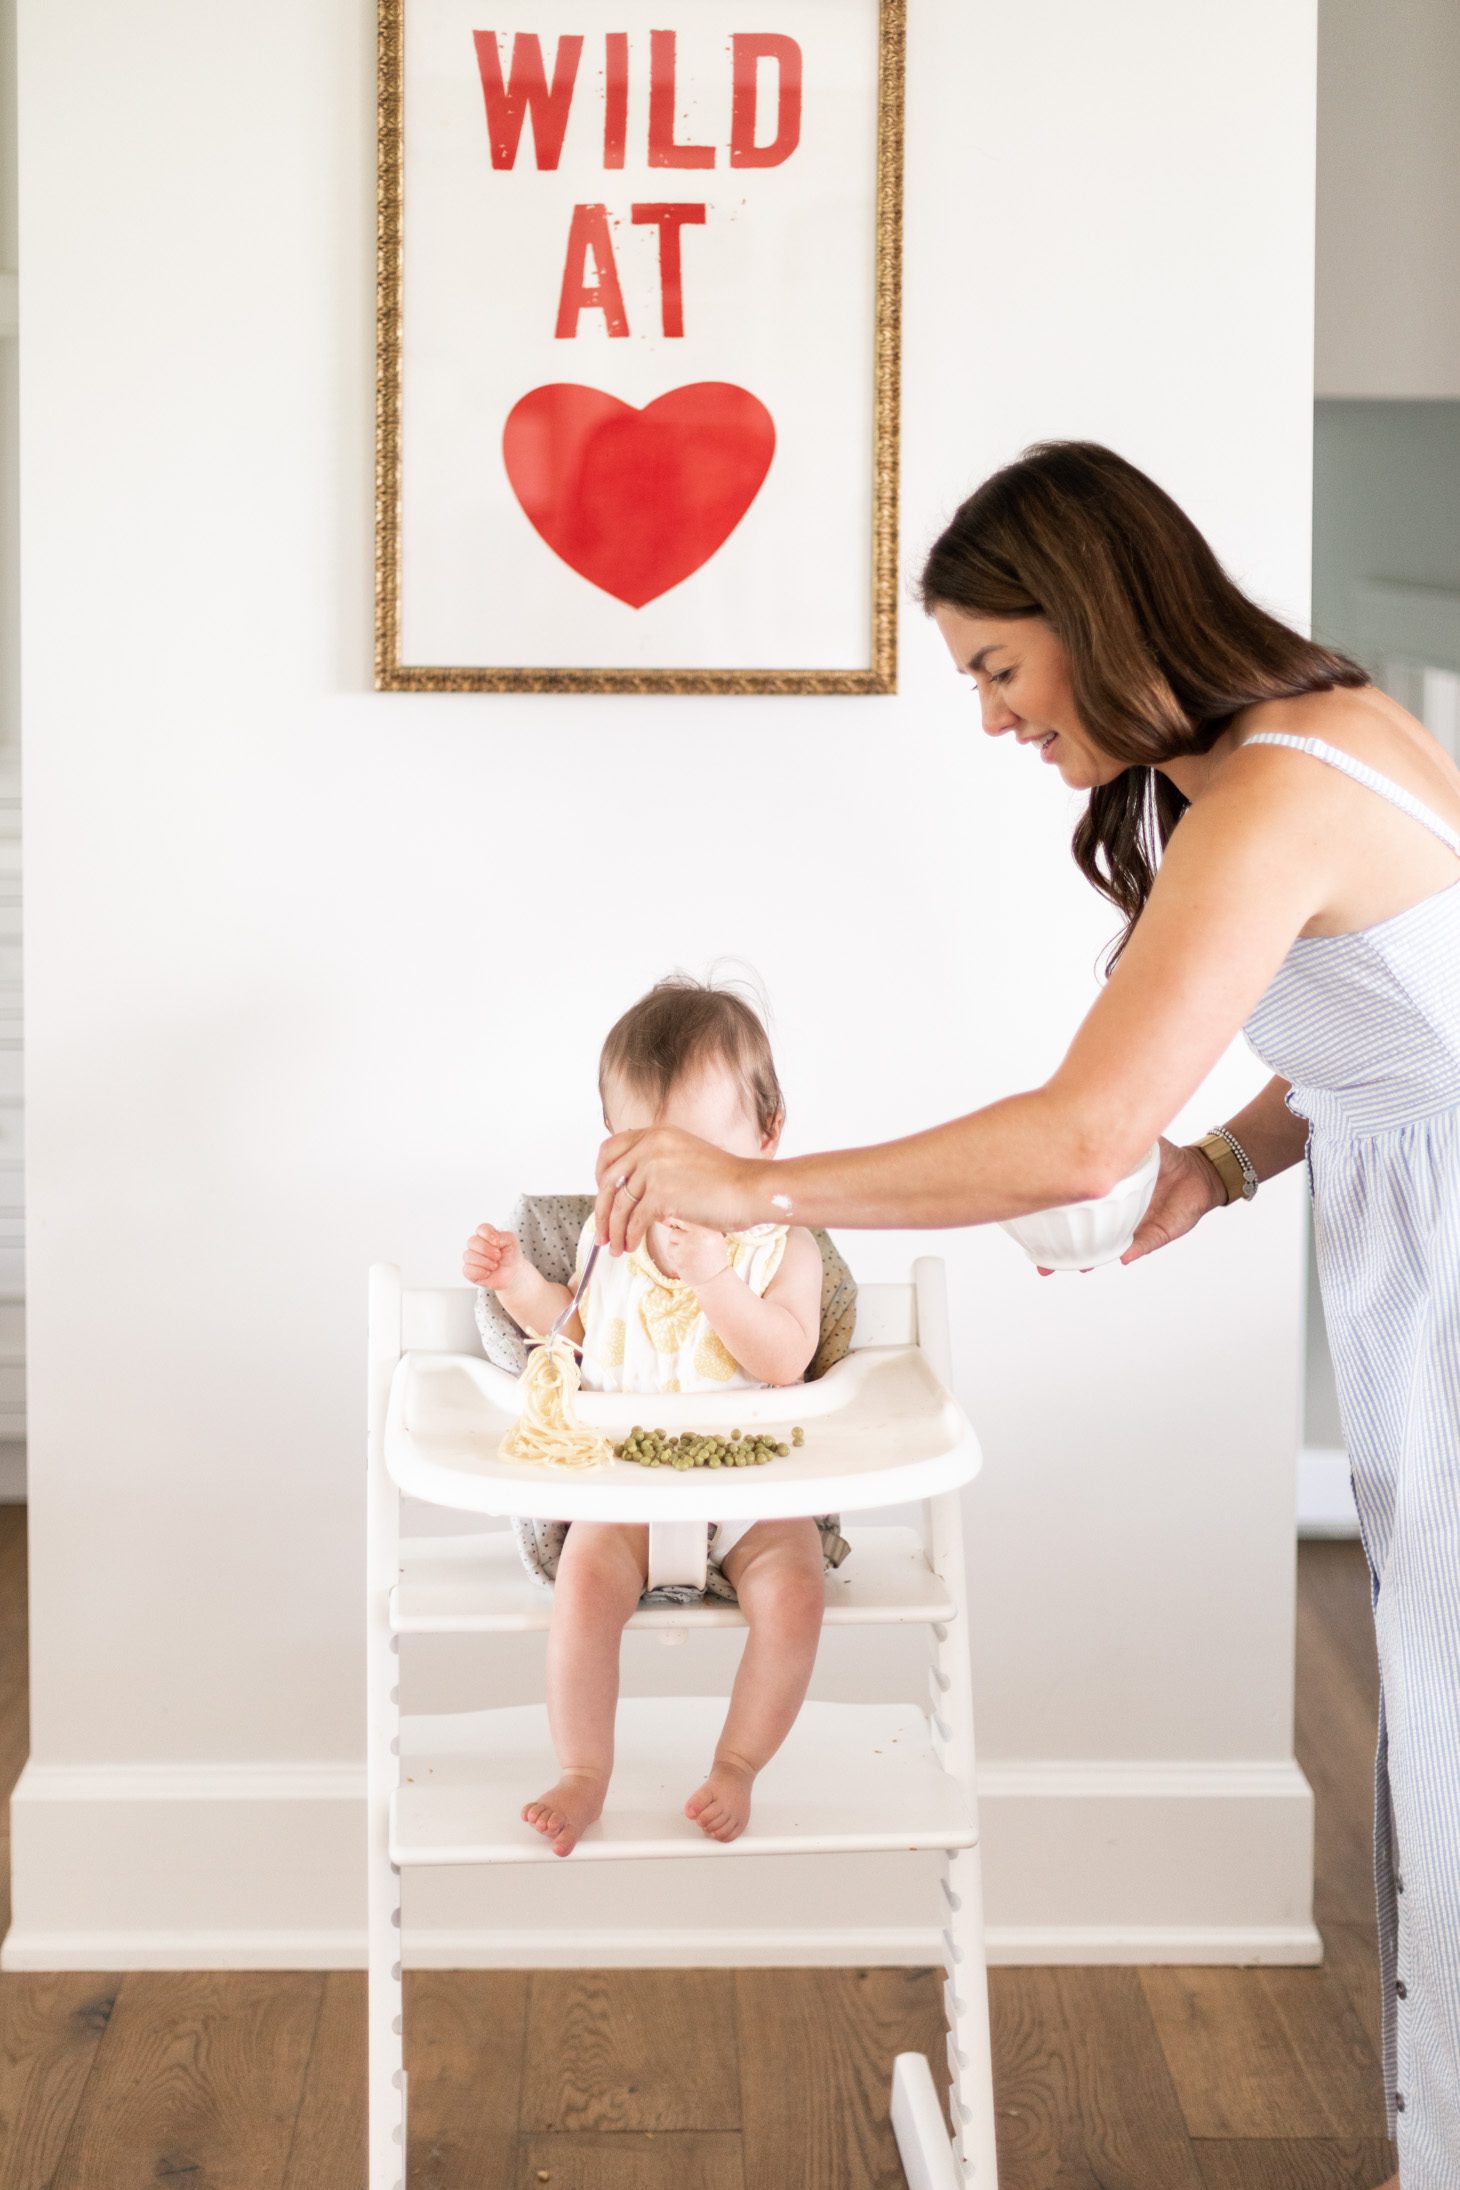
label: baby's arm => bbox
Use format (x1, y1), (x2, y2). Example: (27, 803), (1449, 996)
(462, 1223), (579, 1343)
(692, 1227), (822, 1387)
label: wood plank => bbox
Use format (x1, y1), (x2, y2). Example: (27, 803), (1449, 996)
(1140, 1962), (1383, 2140)
(736, 1965), (947, 2190)
(1195, 2136), (1396, 2189)
(402, 1970), (527, 2190)
(1300, 1543), (1381, 1711)
(1319, 1919), (1386, 2070)
(987, 1964), (1205, 2190)
(521, 1969), (739, 2134)
(52, 1970), (323, 2190)
(280, 1971), (365, 2190)
(1295, 1576), (1392, 1935)
(0, 1973), (119, 2189)
(519, 2131), (745, 2188)
(0, 1503), (26, 1621)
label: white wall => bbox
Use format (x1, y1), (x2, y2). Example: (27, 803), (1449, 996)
(6, 0), (1320, 1969)
(1317, 0), (1460, 399)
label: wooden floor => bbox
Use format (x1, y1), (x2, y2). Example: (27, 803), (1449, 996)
(0, 1507), (1396, 2189)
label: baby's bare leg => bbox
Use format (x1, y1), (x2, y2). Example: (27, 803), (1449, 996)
(685, 1518), (825, 1843)
(524, 1521), (647, 1857)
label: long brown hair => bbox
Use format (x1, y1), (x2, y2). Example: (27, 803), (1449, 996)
(919, 441), (1368, 969)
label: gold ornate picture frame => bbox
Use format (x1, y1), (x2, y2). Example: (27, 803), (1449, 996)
(375, 1), (904, 694)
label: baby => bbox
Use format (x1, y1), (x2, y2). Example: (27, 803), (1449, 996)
(463, 978), (826, 1857)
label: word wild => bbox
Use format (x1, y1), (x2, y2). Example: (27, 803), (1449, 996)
(473, 29), (805, 338)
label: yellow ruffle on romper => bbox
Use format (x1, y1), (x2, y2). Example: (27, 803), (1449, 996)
(573, 1214), (789, 1397)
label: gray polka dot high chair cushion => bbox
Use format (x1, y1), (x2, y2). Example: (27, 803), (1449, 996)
(475, 1194), (856, 1605)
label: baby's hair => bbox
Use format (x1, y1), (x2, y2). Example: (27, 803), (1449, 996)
(599, 974), (785, 1138)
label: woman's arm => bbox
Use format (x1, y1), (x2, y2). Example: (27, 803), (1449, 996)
(596, 752), (1334, 1253)
(1120, 1076), (1309, 1265)
(1215, 1073), (1310, 1184)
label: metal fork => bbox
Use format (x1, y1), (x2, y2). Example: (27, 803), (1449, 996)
(535, 1238), (601, 1353)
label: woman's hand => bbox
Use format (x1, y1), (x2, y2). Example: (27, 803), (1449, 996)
(1118, 1137), (1226, 1263)
(1039, 1139), (1223, 1273)
(594, 1127), (762, 1254)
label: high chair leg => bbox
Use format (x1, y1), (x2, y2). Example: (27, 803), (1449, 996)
(368, 1266), (407, 2190)
(892, 2047), (966, 2190)
(940, 1844), (999, 2182)
(913, 1464), (998, 2182)
(367, 1630), (406, 2190)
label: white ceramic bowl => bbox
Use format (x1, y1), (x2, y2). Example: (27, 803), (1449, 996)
(998, 1143), (1161, 1271)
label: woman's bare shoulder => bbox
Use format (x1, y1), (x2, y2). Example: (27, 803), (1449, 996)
(1227, 685), (1460, 819)
(1215, 685), (1460, 935)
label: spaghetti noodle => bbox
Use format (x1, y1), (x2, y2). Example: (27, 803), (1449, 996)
(499, 1334), (614, 1471)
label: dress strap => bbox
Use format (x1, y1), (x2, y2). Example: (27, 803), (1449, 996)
(1243, 732), (1460, 855)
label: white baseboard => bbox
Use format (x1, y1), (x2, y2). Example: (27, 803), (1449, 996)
(0, 1922), (1323, 1972)
(1297, 1444), (1360, 1538)
(2, 1753), (1318, 1972)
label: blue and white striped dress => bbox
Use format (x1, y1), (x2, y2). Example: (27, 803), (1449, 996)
(1242, 730), (1460, 2183)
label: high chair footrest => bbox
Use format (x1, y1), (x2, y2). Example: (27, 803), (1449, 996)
(390, 1524), (957, 1633)
(389, 1698), (978, 1865)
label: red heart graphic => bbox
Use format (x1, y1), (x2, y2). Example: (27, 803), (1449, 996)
(502, 382), (776, 609)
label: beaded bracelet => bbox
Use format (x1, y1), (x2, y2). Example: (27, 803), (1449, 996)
(1192, 1125), (1259, 1203)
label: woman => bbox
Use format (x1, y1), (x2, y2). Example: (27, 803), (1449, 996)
(594, 442), (1460, 2190)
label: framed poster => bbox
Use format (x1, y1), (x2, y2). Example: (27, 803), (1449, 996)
(376, 1), (904, 693)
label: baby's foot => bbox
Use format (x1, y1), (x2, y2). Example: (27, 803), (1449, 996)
(685, 1753), (757, 1843)
(522, 1768), (607, 1857)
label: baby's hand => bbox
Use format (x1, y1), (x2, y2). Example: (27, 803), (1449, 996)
(660, 1218), (731, 1287)
(463, 1223), (521, 1290)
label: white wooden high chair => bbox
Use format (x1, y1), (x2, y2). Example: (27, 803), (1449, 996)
(367, 1254), (999, 2188)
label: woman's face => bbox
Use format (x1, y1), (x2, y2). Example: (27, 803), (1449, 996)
(931, 605), (1124, 790)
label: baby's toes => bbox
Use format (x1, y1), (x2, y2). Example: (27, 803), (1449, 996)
(689, 1792), (734, 1834)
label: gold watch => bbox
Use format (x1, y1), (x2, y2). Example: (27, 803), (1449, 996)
(1190, 1129), (1256, 1204)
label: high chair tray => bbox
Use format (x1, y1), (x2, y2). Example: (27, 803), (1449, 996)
(383, 1345), (981, 1520)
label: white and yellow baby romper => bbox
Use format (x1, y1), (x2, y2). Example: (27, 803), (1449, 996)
(573, 1214), (790, 1566)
